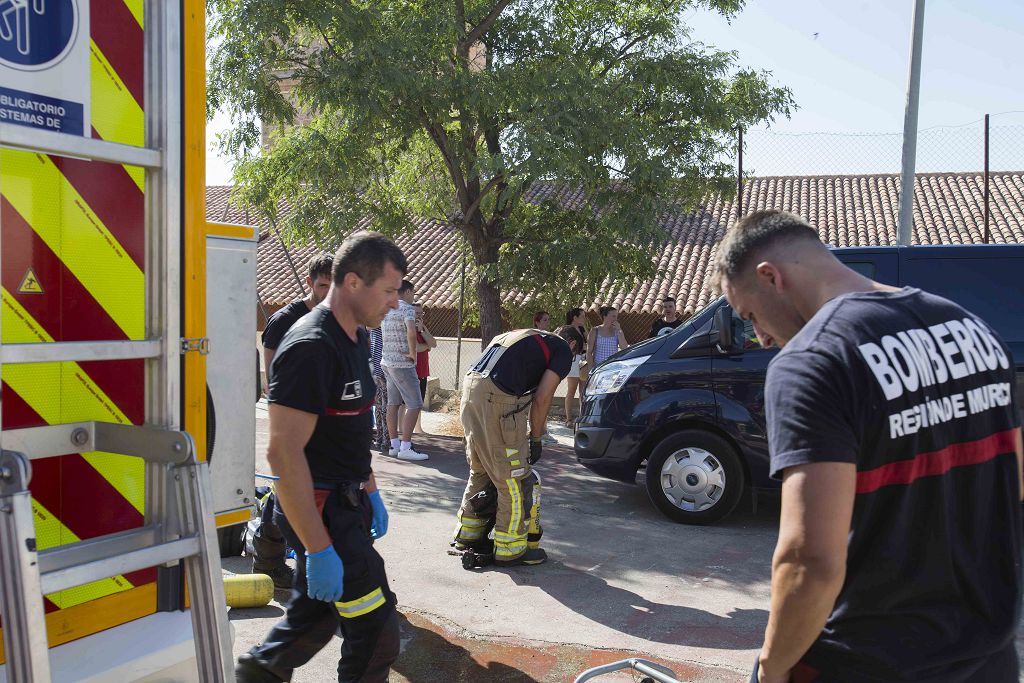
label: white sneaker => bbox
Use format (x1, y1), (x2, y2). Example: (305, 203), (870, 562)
(388, 447), (400, 456)
(396, 447), (429, 461)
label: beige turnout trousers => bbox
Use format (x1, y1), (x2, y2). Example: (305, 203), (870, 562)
(454, 332), (544, 561)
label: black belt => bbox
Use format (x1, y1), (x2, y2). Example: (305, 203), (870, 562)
(314, 480), (364, 510)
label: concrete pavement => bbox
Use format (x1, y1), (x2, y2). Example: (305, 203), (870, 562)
(231, 406), (777, 681)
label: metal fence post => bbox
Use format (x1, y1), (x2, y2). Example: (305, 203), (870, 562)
(454, 252), (467, 389)
(984, 113), (990, 244)
(736, 125), (744, 219)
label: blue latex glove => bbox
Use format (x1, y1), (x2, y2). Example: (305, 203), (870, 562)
(368, 490), (389, 539)
(304, 545), (344, 602)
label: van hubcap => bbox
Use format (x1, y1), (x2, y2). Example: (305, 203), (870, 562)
(659, 447), (726, 512)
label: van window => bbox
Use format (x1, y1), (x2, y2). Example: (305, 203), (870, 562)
(900, 256), (1024, 353)
(731, 310), (763, 350)
(845, 262), (876, 278)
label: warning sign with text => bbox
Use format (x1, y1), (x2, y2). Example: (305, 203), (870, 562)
(0, 0), (89, 137)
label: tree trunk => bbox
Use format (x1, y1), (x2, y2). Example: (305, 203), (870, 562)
(475, 276), (503, 348)
(463, 223), (504, 347)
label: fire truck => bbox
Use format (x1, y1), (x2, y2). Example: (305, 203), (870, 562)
(0, 0), (253, 679)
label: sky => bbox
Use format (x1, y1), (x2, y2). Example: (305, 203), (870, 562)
(206, 0), (1024, 183)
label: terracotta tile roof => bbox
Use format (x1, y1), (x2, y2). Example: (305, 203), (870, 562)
(207, 171), (1024, 327)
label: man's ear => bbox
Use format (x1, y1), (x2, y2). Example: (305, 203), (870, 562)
(754, 261), (783, 291)
(342, 271), (361, 291)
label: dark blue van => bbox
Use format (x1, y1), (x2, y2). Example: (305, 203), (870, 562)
(574, 245), (1024, 524)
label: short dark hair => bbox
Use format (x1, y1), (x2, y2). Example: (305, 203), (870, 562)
(599, 306), (616, 318)
(399, 279), (415, 294)
(533, 311), (549, 325)
(332, 231), (407, 286)
(711, 210), (820, 292)
(307, 253), (334, 281)
(661, 297), (676, 304)
(556, 325), (582, 351)
(565, 307), (584, 325)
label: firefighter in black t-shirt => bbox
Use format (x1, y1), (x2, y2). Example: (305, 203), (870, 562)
(713, 210), (1022, 683)
(261, 252), (335, 389)
(237, 233), (408, 683)
(453, 328), (574, 566)
(249, 253), (333, 590)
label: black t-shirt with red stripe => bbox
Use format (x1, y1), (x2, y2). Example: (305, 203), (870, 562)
(477, 331), (573, 396)
(766, 288), (1021, 682)
(268, 304), (375, 485)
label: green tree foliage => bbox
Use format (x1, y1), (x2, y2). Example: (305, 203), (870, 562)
(209, 0), (793, 344)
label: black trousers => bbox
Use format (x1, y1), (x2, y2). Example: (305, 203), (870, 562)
(749, 643), (1019, 683)
(246, 488), (399, 682)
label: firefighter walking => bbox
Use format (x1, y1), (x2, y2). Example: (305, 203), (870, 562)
(453, 328), (576, 566)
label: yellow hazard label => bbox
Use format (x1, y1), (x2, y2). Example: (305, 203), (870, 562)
(17, 267), (43, 294)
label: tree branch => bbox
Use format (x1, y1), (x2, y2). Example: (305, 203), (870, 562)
(462, 173), (505, 224)
(597, 35), (648, 78)
(464, 0), (513, 49)
(421, 111), (470, 209)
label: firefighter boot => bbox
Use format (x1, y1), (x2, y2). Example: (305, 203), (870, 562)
(251, 534), (295, 590)
(494, 548), (547, 567)
(235, 652), (288, 682)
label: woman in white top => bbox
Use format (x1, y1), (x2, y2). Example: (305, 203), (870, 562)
(561, 308), (588, 426)
(587, 306), (628, 369)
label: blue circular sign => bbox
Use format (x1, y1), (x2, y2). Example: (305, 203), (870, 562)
(0, 0), (79, 71)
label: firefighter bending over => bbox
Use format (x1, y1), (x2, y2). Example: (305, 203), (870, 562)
(453, 327), (576, 566)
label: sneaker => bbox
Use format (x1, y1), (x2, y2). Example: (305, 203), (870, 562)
(396, 447), (429, 461)
(387, 447), (400, 456)
(540, 432), (557, 445)
(494, 548), (547, 567)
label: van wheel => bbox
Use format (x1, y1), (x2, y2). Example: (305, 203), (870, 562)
(644, 430), (744, 524)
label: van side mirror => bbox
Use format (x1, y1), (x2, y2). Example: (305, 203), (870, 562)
(713, 306), (742, 354)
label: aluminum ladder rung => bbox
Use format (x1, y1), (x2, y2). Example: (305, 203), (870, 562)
(40, 533), (200, 595)
(0, 122), (161, 168)
(0, 340), (163, 365)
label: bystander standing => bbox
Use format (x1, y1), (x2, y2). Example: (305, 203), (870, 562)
(587, 306), (628, 368)
(381, 280), (429, 461)
(649, 296), (683, 338)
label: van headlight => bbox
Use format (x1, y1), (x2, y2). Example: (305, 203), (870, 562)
(586, 356), (649, 396)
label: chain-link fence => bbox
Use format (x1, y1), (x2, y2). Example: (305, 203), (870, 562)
(739, 113), (1024, 236)
(256, 112), (1024, 401)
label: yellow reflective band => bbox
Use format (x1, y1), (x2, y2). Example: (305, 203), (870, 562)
(457, 515), (489, 528)
(494, 540), (527, 558)
(510, 460), (521, 466)
(335, 588), (386, 619)
(505, 448), (518, 457)
(505, 478), (522, 536)
(1, 150), (145, 339)
(89, 40), (145, 191)
(1, 291), (144, 513)
(32, 499), (133, 609)
(122, 0), (144, 28)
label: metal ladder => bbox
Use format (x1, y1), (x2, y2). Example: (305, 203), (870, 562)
(0, 0), (231, 679)
(0, 429), (233, 681)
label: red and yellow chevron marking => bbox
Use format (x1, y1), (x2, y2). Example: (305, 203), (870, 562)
(0, 0), (201, 661)
(1, 150), (145, 340)
(89, 0), (146, 191)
